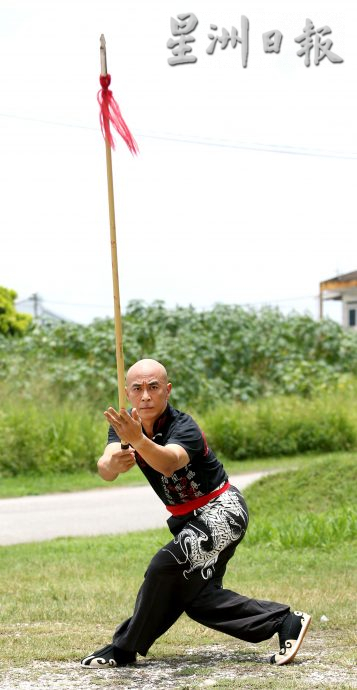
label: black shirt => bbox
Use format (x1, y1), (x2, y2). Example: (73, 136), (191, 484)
(107, 404), (228, 507)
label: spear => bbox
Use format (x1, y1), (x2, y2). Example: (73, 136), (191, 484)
(98, 34), (138, 445)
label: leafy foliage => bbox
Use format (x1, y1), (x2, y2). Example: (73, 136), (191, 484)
(1, 301), (357, 411)
(0, 286), (32, 336)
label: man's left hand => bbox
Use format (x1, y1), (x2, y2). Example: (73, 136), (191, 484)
(104, 407), (144, 448)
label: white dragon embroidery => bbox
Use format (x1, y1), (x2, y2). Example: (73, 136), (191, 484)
(164, 491), (248, 580)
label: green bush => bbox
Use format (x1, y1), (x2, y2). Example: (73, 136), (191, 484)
(0, 286), (32, 336)
(0, 402), (106, 477)
(199, 395), (356, 460)
(1, 392), (356, 477)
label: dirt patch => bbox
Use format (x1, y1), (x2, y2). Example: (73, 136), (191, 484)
(1, 634), (355, 690)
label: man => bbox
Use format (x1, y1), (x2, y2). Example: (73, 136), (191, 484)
(81, 358), (311, 669)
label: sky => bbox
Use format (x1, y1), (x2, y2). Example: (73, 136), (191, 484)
(1, 0), (356, 324)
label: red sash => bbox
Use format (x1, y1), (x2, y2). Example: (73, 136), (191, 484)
(166, 481), (230, 516)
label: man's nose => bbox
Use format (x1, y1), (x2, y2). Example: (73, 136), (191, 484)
(141, 387), (151, 400)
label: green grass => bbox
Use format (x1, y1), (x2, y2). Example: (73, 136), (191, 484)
(244, 452), (357, 515)
(1, 454), (356, 688)
(0, 538), (356, 690)
(0, 535), (355, 664)
(1, 455), (356, 648)
(199, 393), (357, 460)
(243, 452), (357, 548)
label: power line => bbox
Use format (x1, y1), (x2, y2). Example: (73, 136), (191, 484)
(0, 112), (94, 133)
(140, 133), (357, 161)
(1, 112), (357, 161)
(16, 293), (319, 310)
(239, 295), (319, 307)
(41, 298), (112, 309)
(16, 295), (111, 312)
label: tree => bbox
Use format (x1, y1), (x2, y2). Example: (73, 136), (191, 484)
(0, 287), (32, 336)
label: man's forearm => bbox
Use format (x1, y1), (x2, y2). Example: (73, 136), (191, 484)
(97, 455), (120, 481)
(133, 436), (184, 477)
(97, 443), (136, 481)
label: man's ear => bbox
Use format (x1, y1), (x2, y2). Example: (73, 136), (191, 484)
(167, 382), (172, 398)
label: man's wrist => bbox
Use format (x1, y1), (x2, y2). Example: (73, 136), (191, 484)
(133, 435), (146, 452)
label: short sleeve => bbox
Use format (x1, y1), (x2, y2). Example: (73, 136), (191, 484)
(107, 425), (120, 444)
(165, 415), (204, 461)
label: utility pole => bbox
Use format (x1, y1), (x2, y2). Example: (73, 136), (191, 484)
(30, 293), (40, 318)
(319, 289), (323, 320)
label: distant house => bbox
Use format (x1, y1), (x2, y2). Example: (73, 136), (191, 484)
(319, 271), (357, 329)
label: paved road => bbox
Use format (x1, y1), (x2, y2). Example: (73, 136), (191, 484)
(0, 472), (268, 546)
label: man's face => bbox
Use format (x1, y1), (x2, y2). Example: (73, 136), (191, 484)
(126, 364), (172, 425)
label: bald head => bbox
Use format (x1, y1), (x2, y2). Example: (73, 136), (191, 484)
(126, 359), (168, 386)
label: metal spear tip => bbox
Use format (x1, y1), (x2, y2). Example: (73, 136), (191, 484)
(100, 34), (107, 76)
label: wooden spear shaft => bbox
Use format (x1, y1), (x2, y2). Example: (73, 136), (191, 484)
(100, 35), (127, 422)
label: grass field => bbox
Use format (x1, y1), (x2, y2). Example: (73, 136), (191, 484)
(0, 453), (356, 689)
(0, 538), (355, 689)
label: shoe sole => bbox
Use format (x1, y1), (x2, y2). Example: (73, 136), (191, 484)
(81, 658), (118, 668)
(272, 611), (311, 666)
(81, 657), (136, 669)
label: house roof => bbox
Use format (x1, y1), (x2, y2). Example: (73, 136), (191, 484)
(320, 270), (357, 300)
(321, 270), (357, 284)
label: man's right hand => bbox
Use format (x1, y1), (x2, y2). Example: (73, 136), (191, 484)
(97, 442), (136, 481)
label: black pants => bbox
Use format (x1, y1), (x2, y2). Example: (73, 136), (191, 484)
(113, 487), (290, 656)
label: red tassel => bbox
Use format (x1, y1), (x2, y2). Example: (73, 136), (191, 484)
(97, 74), (139, 155)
